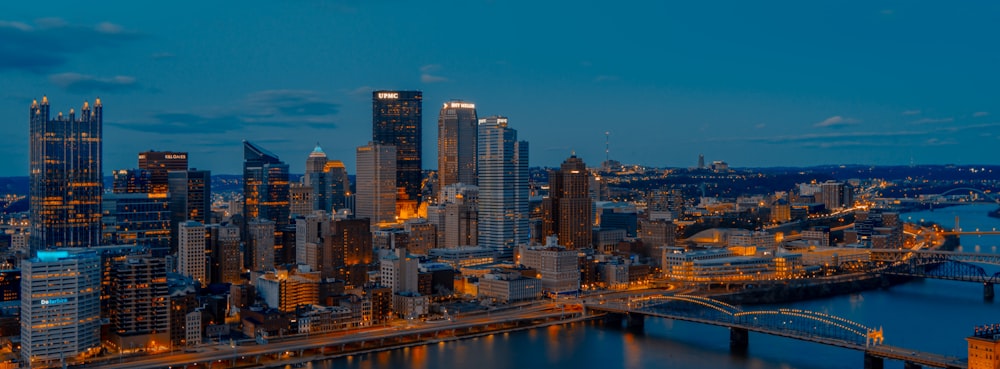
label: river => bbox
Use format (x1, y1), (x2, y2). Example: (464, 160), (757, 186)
(296, 204), (1000, 369)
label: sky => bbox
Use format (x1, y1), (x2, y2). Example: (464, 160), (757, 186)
(1, 1), (999, 176)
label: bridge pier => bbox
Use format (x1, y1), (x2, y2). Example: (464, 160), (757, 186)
(863, 353), (883, 369)
(603, 313), (624, 328)
(624, 314), (645, 331)
(729, 327), (748, 354)
(903, 361), (922, 369)
(985, 282), (995, 301)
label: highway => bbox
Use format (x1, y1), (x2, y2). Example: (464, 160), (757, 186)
(87, 302), (584, 369)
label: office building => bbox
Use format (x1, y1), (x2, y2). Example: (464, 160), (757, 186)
(542, 155), (592, 250)
(356, 143), (397, 225)
(437, 100), (478, 192)
(248, 219), (276, 272)
(256, 268), (320, 313)
(477, 116), (529, 257)
(820, 180), (853, 210)
(380, 249), (418, 294)
(168, 169), (211, 253)
(243, 140), (290, 225)
(29, 97), (103, 253)
(372, 90), (423, 204)
(327, 218), (373, 287)
(289, 183), (314, 217)
(304, 144), (348, 213)
(21, 249), (102, 365)
(101, 192), (171, 250)
(138, 151), (188, 195)
(207, 223), (241, 285)
(325, 160), (350, 212)
(295, 211), (330, 271)
(108, 256), (169, 353)
(518, 241), (581, 295)
(177, 221), (206, 285)
(430, 184), (479, 248)
(112, 169), (151, 194)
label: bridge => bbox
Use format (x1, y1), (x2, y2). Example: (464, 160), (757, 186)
(586, 295), (966, 369)
(921, 188), (1000, 204)
(871, 249), (1000, 299)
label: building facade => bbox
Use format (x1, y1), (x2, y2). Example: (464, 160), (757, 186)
(477, 116), (529, 258)
(21, 249), (102, 366)
(372, 90), (423, 205)
(355, 142), (397, 225)
(542, 155), (592, 250)
(243, 140), (290, 226)
(138, 151), (188, 195)
(177, 221), (206, 285)
(29, 97), (103, 253)
(108, 256), (169, 353)
(437, 101), (478, 193)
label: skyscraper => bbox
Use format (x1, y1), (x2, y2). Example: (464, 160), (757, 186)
(138, 151), (188, 194)
(438, 101), (478, 193)
(356, 142), (396, 225)
(304, 145), (332, 212)
(108, 256), (169, 353)
(29, 96), (103, 253)
(243, 140), (290, 225)
(21, 249), (102, 365)
(542, 155), (592, 249)
(477, 116), (529, 258)
(177, 221), (206, 285)
(207, 223), (241, 285)
(168, 169), (211, 253)
(372, 90), (422, 204)
(325, 160), (350, 212)
(247, 219), (276, 272)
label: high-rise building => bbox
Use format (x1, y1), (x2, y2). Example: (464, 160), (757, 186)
(372, 90), (422, 204)
(542, 155), (592, 249)
(138, 151), (188, 195)
(243, 140), (290, 225)
(431, 184), (478, 248)
(820, 180), (853, 210)
(29, 97), (103, 253)
(326, 218), (372, 287)
(101, 193), (171, 251)
(295, 211), (330, 271)
(177, 221), (206, 285)
(248, 219), (276, 272)
(477, 116), (529, 258)
(289, 183), (314, 217)
(112, 169), (152, 194)
(304, 144), (344, 213)
(356, 143), (397, 225)
(437, 101), (478, 193)
(108, 256), (169, 353)
(21, 249), (102, 365)
(168, 169), (211, 253)
(325, 160), (350, 212)
(207, 223), (241, 285)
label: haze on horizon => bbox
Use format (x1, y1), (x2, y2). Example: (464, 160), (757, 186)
(1, 1), (998, 176)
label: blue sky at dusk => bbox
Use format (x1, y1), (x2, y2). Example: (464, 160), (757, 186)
(2, 1), (998, 176)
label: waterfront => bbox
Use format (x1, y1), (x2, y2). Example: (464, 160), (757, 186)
(296, 204), (1000, 369)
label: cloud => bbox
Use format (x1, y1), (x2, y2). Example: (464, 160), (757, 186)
(754, 123), (766, 129)
(973, 111), (989, 117)
(112, 90), (340, 134)
(910, 117), (954, 125)
(594, 75), (619, 82)
(813, 115), (860, 128)
(49, 73), (138, 93)
(347, 85), (373, 96)
(923, 138), (956, 146)
(901, 110), (921, 116)
(420, 64), (448, 83)
(0, 18), (140, 73)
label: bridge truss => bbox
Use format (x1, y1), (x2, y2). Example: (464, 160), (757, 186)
(625, 295), (884, 347)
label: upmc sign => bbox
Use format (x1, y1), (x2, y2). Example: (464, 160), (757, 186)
(377, 92), (399, 99)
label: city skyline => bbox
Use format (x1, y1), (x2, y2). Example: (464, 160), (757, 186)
(2, 2), (1000, 177)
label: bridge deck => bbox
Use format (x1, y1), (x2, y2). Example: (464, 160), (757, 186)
(588, 303), (966, 368)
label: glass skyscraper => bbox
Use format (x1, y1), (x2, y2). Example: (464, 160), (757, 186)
(372, 90), (423, 204)
(477, 116), (529, 258)
(29, 96), (103, 253)
(437, 100), (478, 194)
(243, 140), (290, 225)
